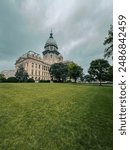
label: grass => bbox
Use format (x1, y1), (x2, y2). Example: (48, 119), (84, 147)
(0, 83), (113, 150)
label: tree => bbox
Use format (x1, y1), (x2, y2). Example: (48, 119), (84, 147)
(15, 65), (29, 82)
(67, 62), (83, 82)
(107, 65), (113, 82)
(0, 74), (6, 82)
(88, 59), (110, 85)
(84, 74), (95, 83)
(49, 63), (68, 82)
(104, 24), (113, 59)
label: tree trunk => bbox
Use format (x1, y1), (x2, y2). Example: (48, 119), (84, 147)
(99, 79), (102, 86)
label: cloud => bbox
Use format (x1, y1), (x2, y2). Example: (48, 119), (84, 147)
(0, 0), (112, 73)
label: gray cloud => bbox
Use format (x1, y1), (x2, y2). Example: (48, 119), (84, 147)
(0, 0), (112, 73)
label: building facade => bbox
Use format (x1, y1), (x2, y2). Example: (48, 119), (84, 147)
(15, 31), (63, 81)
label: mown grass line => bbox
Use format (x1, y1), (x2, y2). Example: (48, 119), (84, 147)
(0, 83), (112, 150)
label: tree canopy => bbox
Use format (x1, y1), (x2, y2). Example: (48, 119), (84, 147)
(104, 24), (113, 59)
(15, 65), (29, 82)
(84, 74), (95, 83)
(67, 62), (83, 82)
(49, 62), (83, 82)
(49, 63), (68, 82)
(88, 59), (111, 85)
(0, 74), (6, 82)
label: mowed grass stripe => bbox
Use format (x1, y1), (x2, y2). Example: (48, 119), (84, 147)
(0, 83), (112, 150)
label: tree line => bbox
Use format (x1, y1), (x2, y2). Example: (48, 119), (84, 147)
(0, 24), (113, 85)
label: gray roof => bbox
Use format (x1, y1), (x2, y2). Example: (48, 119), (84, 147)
(44, 32), (58, 49)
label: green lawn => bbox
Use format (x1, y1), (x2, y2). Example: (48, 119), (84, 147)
(0, 83), (113, 150)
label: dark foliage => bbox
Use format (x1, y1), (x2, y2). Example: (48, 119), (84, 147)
(27, 78), (35, 83)
(49, 63), (68, 82)
(39, 80), (50, 83)
(15, 65), (29, 82)
(6, 77), (18, 83)
(104, 24), (113, 59)
(88, 59), (111, 85)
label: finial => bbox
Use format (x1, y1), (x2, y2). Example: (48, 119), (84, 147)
(50, 28), (53, 38)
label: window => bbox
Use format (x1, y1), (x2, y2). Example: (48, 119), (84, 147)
(39, 65), (40, 69)
(32, 63), (34, 68)
(35, 70), (37, 75)
(39, 71), (40, 75)
(32, 70), (33, 75)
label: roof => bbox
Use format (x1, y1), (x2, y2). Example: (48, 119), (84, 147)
(44, 32), (58, 49)
(42, 50), (60, 55)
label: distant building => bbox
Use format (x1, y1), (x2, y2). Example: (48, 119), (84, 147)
(15, 31), (63, 81)
(0, 70), (15, 79)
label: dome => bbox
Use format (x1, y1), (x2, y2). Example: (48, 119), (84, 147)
(44, 32), (58, 49)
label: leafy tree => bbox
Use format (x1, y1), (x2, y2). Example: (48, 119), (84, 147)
(49, 63), (68, 82)
(0, 74), (6, 82)
(67, 62), (83, 82)
(15, 65), (29, 82)
(88, 59), (110, 85)
(104, 24), (113, 59)
(107, 65), (113, 82)
(84, 74), (95, 83)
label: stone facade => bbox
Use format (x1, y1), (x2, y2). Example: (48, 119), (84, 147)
(15, 32), (63, 81)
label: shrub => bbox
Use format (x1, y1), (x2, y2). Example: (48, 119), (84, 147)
(27, 78), (35, 83)
(66, 80), (72, 83)
(39, 80), (50, 83)
(6, 77), (18, 83)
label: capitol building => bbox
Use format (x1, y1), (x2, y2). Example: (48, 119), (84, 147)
(15, 31), (64, 81)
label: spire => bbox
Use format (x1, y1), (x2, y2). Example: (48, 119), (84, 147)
(49, 28), (53, 38)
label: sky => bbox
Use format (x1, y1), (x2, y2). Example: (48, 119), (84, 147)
(0, 0), (113, 73)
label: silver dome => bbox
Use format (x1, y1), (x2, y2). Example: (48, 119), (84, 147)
(44, 32), (58, 49)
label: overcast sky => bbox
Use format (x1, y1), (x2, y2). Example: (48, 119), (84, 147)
(0, 0), (112, 73)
